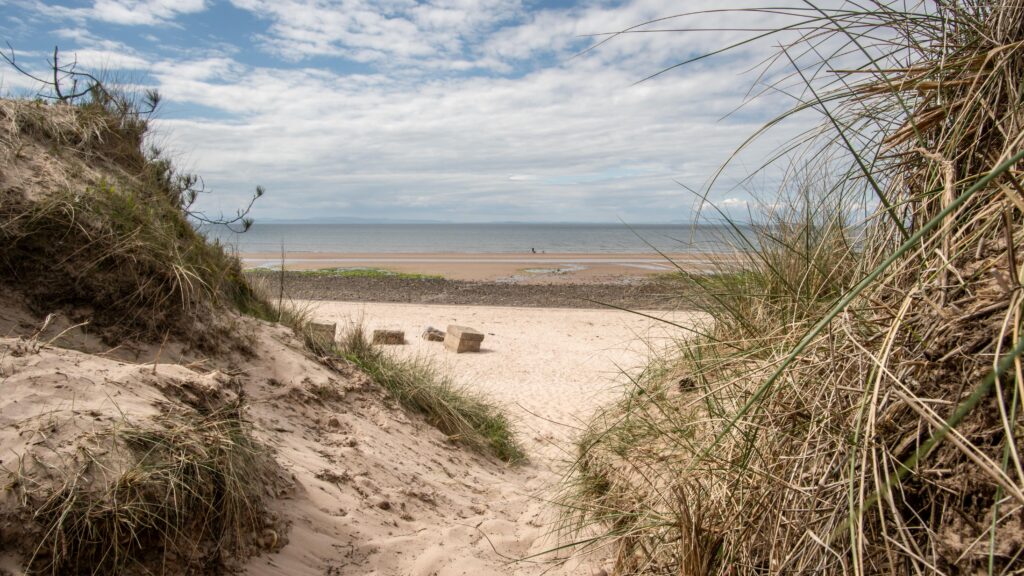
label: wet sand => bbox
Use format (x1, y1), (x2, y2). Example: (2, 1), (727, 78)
(249, 272), (686, 310)
(240, 251), (728, 284)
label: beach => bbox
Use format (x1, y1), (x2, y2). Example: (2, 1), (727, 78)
(2, 4), (1012, 571)
(286, 300), (701, 574)
(240, 251), (725, 283)
(268, 252), (699, 458)
(264, 256), (702, 574)
(304, 301), (698, 455)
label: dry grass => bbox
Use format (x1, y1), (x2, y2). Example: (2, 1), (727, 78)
(0, 90), (286, 572)
(0, 98), (261, 351)
(562, 2), (1024, 574)
(8, 404), (283, 574)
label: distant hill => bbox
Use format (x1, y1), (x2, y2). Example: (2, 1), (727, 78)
(254, 217), (709, 226)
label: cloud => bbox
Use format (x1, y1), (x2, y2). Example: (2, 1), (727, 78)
(225, 0), (782, 75)
(146, 46), (798, 221)
(2, 0), (820, 222)
(229, 0), (524, 67)
(91, 0), (207, 25)
(59, 47), (151, 71)
(719, 197), (748, 207)
(18, 0), (208, 26)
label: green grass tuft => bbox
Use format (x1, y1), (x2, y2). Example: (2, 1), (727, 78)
(337, 325), (526, 463)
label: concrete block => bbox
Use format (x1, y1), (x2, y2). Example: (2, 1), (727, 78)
(308, 322), (336, 347)
(443, 324), (484, 353)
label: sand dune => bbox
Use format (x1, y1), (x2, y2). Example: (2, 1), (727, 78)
(0, 296), (699, 575)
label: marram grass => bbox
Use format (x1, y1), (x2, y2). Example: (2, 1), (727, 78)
(561, 2), (1024, 574)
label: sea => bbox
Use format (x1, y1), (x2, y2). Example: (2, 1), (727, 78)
(202, 222), (747, 254)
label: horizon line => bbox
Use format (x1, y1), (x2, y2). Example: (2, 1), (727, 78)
(248, 219), (750, 226)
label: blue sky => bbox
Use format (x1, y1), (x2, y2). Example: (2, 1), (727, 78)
(1, 0), (814, 223)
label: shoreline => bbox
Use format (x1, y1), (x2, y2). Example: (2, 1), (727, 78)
(254, 271), (685, 310)
(240, 250), (736, 284)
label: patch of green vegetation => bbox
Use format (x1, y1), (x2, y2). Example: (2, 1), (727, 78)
(250, 267), (443, 280)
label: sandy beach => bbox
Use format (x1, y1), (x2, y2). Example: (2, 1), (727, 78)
(236, 253), (704, 573)
(304, 301), (699, 458)
(1, 293), (702, 576)
(2, 4), (1012, 571)
(267, 299), (703, 574)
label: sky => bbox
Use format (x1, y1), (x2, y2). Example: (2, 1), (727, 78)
(0, 0), (819, 223)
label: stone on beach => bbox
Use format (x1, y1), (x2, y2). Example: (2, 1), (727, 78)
(443, 324), (485, 353)
(422, 326), (445, 342)
(373, 329), (406, 345)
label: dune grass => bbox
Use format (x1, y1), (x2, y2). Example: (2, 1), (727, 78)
(13, 403), (281, 574)
(561, 2), (1024, 574)
(337, 325), (526, 463)
(0, 97), (260, 351)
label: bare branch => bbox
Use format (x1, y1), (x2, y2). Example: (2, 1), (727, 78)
(1, 43), (52, 88)
(2, 43), (263, 233)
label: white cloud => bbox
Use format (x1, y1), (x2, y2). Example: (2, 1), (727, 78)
(20, 0), (207, 26)
(145, 43), (798, 221)
(719, 197), (748, 207)
(91, 0), (207, 25)
(62, 48), (150, 71)
(4, 0), (825, 221)
(228, 0), (522, 66)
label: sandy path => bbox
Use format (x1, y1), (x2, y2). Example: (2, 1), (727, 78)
(0, 298), (701, 575)
(302, 301), (702, 572)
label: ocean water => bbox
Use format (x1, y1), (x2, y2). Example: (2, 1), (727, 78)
(202, 223), (746, 254)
